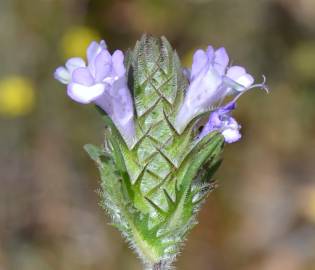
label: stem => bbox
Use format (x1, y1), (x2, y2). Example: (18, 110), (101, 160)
(149, 261), (170, 270)
(153, 262), (162, 270)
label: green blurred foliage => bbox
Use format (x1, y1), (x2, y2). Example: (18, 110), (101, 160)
(1, 0), (315, 269)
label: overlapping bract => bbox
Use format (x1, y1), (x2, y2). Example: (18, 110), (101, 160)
(83, 36), (225, 268)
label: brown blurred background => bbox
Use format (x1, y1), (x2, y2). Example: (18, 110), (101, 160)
(1, 0), (315, 269)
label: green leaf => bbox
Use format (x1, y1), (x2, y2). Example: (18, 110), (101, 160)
(84, 144), (103, 162)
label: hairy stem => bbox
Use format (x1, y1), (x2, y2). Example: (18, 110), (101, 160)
(149, 261), (170, 270)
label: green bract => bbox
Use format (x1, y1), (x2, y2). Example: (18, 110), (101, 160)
(85, 35), (224, 270)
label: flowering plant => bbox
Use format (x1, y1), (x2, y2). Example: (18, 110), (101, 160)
(55, 35), (267, 270)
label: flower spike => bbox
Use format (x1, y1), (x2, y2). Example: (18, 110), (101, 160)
(54, 35), (267, 270)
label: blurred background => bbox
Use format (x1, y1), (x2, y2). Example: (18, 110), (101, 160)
(1, 0), (315, 269)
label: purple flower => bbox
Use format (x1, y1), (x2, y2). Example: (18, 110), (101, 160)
(54, 40), (135, 145)
(198, 101), (241, 144)
(175, 46), (254, 132)
(54, 41), (107, 86)
(197, 75), (268, 143)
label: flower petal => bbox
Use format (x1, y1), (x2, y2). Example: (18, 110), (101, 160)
(206, 46), (215, 60)
(95, 77), (135, 144)
(54, 67), (71, 84)
(67, 82), (105, 104)
(72, 67), (95, 86)
(94, 50), (112, 82)
(110, 78), (134, 123)
(175, 65), (222, 132)
(227, 66), (254, 88)
(220, 100), (237, 112)
(198, 106), (241, 143)
(87, 40), (107, 64)
(226, 66), (246, 80)
(236, 74), (254, 88)
(214, 47), (229, 75)
(94, 86), (112, 114)
(65, 57), (86, 73)
(191, 49), (208, 80)
(112, 50), (126, 77)
(222, 128), (241, 143)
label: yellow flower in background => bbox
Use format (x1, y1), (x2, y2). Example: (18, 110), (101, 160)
(0, 76), (35, 117)
(61, 26), (100, 59)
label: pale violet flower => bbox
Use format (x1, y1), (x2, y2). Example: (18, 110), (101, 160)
(198, 101), (241, 143)
(54, 40), (135, 144)
(175, 46), (254, 132)
(54, 57), (86, 84)
(198, 76), (268, 143)
(54, 40), (107, 86)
